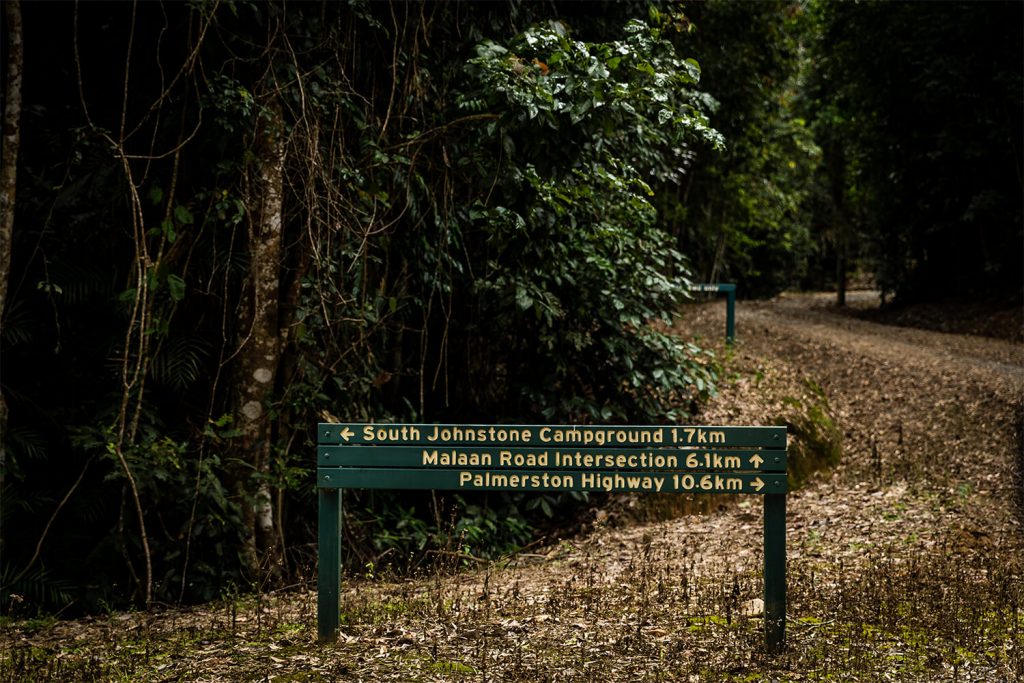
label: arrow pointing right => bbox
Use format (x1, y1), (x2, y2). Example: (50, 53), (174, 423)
(749, 453), (764, 469)
(751, 477), (764, 492)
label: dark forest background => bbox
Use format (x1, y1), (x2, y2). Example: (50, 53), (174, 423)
(0, 0), (1020, 615)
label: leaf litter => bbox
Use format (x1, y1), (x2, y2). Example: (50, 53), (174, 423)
(2, 291), (1022, 681)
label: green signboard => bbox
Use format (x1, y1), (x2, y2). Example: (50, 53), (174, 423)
(318, 445), (787, 471)
(316, 422), (787, 654)
(319, 422), (782, 448)
(690, 283), (736, 344)
(320, 467), (786, 494)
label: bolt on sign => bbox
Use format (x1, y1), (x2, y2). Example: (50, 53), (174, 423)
(316, 423), (788, 653)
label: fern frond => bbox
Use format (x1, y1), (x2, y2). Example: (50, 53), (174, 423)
(0, 563), (75, 613)
(0, 298), (34, 346)
(149, 335), (212, 390)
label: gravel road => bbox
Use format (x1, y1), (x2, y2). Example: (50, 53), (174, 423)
(447, 291), (1024, 678)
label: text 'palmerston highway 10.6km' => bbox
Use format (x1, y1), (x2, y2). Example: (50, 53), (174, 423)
(317, 423), (787, 494)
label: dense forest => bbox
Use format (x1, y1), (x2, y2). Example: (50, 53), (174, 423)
(0, 1), (1020, 615)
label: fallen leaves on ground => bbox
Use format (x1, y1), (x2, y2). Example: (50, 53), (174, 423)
(3, 292), (1022, 682)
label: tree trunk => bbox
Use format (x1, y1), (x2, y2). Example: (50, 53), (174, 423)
(836, 238), (847, 307)
(829, 142), (848, 307)
(0, 0), (23, 522)
(234, 99), (285, 578)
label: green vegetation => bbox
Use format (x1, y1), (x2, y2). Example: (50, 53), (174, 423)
(0, 0), (1020, 618)
(806, 1), (1022, 301)
(1, 2), (722, 612)
(777, 380), (843, 489)
(672, 0), (820, 298)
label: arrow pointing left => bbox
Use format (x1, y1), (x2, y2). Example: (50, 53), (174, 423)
(339, 427), (354, 442)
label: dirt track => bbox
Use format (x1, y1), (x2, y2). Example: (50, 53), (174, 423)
(748, 291), (1022, 385)
(408, 291), (1024, 680)
(736, 291), (1023, 533)
(691, 291), (1023, 584)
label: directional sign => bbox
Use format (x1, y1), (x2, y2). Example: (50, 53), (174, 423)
(319, 423), (786, 449)
(315, 420), (790, 652)
(690, 284), (734, 293)
(689, 283), (736, 344)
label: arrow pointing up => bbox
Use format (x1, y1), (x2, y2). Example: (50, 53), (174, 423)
(749, 453), (764, 469)
(339, 427), (354, 442)
(751, 477), (764, 492)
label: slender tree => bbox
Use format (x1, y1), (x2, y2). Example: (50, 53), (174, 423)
(233, 93), (286, 574)
(0, 0), (23, 543)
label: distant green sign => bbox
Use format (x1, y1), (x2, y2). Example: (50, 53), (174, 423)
(690, 282), (736, 343)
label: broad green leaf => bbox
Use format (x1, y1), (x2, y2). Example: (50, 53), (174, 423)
(174, 205), (194, 225)
(167, 274), (186, 302)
